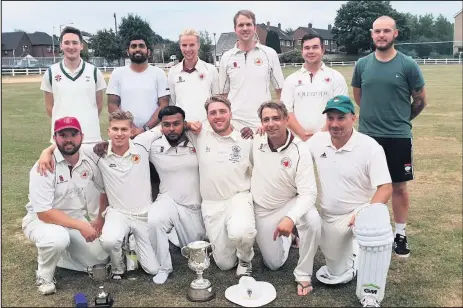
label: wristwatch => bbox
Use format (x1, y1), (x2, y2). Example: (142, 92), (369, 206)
(143, 124), (150, 131)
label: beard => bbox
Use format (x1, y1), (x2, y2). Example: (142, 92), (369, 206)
(57, 141), (81, 156)
(374, 38), (395, 51)
(130, 52), (148, 64)
(165, 131), (185, 144)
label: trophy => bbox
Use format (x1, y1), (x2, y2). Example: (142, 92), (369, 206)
(87, 263), (114, 307)
(181, 240), (216, 302)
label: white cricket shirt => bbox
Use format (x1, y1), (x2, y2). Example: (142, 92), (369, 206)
(106, 65), (170, 127)
(25, 148), (104, 219)
(150, 135), (201, 209)
(187, 123), (253, 202)
(168, 59), (219, 122)
(219, 43), (285, 129)
(306, 129), (392, 222)
(281, 63), (348, 133)
(251, 130), (317, 224)
(41, 59), (107, 143)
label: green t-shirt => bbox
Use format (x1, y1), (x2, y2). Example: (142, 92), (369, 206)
(351, 51), (425, 138)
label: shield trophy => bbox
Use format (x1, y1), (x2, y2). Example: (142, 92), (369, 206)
(87, 263), (114, 307)
(181, 240), (216, 302)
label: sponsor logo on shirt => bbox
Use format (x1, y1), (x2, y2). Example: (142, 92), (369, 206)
(132, 154), (141, 164)
(177, 76), (185, 83)
(254, 58), (263, 66)
(109, 163), (117, 168)
(321, 152), (327, 158)
(85, 75), (91, 82)
(297, 91), (329, 98)
(229, 145), (242, 162)
(55, 74), (62, 82)
(205, 146), (211, 153)
(80, 170), (89, 180)
(281, 157), (292, 168)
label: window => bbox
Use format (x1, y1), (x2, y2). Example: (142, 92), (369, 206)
(22, 45), (28, 52)
(4, 50), (7, 55)
(280, 40), (284, 47)
(324, 40), (329, 46)
(47, 46), (52, 53)
(286, 41), (291, 47)
(298, 39), (301, 45)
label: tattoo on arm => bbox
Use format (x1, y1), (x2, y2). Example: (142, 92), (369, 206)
(410, 86), (427, 120)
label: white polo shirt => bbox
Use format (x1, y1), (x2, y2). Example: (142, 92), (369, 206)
(219, 43), (285, 129)
(168, 59), (219, 122)
(251, 130), (317, 224)
(187, 123), (253, 202)
(25, 148), (104, 219)
(306, 129), (391, 222)
(106, 65), (170, 127)
(41, 59), (107, 143)
(150, 135), (201, 209)
(281, 63), (348, 133)
(84, 129), (162, 217)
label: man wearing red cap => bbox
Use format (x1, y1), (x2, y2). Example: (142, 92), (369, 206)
(22, 117), (108, 295)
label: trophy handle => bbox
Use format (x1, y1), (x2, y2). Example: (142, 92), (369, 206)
(208, 243), (215, 257)
(181, 246), (190, 258)
(105, 263), (112, 279)
(87, 266), (93, 278)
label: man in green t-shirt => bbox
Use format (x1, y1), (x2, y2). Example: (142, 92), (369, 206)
(351, 16), (428, 258)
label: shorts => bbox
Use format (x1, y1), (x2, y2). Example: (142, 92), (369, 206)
(371, 137), (413, 183)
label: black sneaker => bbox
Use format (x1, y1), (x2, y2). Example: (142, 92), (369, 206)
(394, 234), (410, 258)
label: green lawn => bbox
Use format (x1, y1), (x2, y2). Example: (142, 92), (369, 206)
(1, 65), (462, 307)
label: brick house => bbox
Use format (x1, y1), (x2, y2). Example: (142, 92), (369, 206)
(1, 32), (32, 57)
(292, 23), (337, 52)
(454, 9), (462, 54)
(256, 22), (294, 53)
(28, 32), (60, 57)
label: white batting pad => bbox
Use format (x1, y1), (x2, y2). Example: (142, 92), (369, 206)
(354, 203), (394, 303)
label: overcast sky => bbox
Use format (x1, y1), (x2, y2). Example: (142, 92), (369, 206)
(2, 1), (461, 41)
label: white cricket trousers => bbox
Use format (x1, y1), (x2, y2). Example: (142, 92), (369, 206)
(99, 208), (159, 275)
(255, 198), (321, 282)
(22, 214), (109, 282)
(148, 193), (206, 274)
(201, 192), (257, 270)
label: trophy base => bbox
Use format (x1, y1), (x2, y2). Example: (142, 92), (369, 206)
(187, 287), (216, 302)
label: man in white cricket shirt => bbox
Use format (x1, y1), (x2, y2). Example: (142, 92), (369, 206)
(186, 95), (256, 277)
(219, 10), (285, 131)
(168, 29), (219, 123)
(251, 102), (319, 296)
(23, 117), (108, 295)
(281, 33), (348, 141)
(40, 26), (107, 219)
(306, 95), (394, 307)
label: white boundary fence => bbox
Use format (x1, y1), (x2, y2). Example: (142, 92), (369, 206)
(1, 59), (461, 76)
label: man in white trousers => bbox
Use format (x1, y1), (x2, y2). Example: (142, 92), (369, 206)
(251, 102), (319, 296)
(186, 95), (256, 276)
(23, 117), (108, 295)
(147, 106), (206, 284)
(38, 110), (163, 279)
(306, 95), (394, 307)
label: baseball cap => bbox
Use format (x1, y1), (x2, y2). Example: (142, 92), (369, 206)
(54, 117), (82, 133)
(323, 95), (355, 114)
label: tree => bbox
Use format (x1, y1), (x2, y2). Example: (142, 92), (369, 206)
(90, 29), (123, 64)
(118, 13), (155, 49)
(284, 28), (295, 36)
(165, 42), (183, 62)
(199, 31), (214, 64)
(332, 1), (410, 54)
(266, 30), (281, 54)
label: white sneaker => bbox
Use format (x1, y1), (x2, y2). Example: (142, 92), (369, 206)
(152, 271), (170, 285)
(236, 260), (252, 277)
(36, 276), (56, 295)
(111, 261), (126, 280)
(361, 296), (380, 307)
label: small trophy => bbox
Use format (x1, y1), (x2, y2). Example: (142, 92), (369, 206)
(181, 240), (216, 302)
(87, 263), (114, 307)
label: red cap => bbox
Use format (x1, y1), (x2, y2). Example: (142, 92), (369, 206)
(54, 117), (82, 133)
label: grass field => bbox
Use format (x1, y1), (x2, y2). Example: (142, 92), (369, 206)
(1, 65), (462, 307)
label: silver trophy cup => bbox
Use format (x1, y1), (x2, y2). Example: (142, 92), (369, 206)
(87, 264), (114, 307)
(181, 240), (216, 302)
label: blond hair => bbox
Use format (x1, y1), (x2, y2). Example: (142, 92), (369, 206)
(233, 10), (256, 27)
(179, 29), (200, 44)
(257, 101), (288, 119)
(204, 95), (232, 112)
(109, 109), (134, 124)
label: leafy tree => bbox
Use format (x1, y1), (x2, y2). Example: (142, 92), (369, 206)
(332, 1), (410, 54)
(265, 30), (281, 54)
(165, 42), (183, 62)
(90, 29), (123, 63)
(199, 31), (214, 64)
(284, 28), (295, 36)
(118, 13), (155, 49)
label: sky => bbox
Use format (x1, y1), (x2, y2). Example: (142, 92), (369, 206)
(1, 1), (462, 42)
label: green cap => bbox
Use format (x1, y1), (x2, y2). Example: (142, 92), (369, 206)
(323, 95), (355, 114)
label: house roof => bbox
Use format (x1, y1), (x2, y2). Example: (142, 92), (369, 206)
(297, 27), (333, 40)
(1, 32), (27, 50)
(28, 32), (58, 45)
(454, 9), (462, 18)
(258, 24), (293, 41)
(216, 32), (237, 55)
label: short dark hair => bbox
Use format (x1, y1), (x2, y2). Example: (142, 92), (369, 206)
(158, 106), (186, 121)
(258, 101), (288, 120)
(301, 33), (324, 49)
(126, 34), (151, 50)
(60, 26), (83, 43)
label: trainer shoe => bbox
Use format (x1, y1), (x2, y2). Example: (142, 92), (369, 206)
(36, 274), (56, 295)
(394, 234), (410, 258)
(360, 295), (380, 307)
(236, 260), (252, 277)
(111, 261), (126, 280)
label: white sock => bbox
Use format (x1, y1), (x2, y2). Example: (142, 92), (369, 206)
(152, 272), (170, 285)
(395, 223), (406, 236)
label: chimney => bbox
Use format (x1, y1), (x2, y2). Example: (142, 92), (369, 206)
(267, 21), (270, 28)
(278, 23), (281, 29)
(308, 23), (312, 29)
(328, 24), (332, 31)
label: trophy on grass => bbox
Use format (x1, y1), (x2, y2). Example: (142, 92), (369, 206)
(181, 240), (216, 302)
(87, 263), (114, 307)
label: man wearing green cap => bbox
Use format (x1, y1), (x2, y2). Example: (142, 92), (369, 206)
(306, 95), (394, 307)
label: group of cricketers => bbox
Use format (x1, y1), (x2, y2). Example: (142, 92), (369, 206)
(22, 8), (427, 308)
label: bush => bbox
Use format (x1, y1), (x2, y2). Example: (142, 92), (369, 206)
(279, 49), (303, 63)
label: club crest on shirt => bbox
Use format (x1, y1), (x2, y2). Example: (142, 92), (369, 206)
(177, 76), (185, 83)
(55, 74), (62, 82)
(296, 80), (303, 87)
(229, 145), (242, 162)
(132, 154), (141, 164)
(80, 170), (89, 180)
(189, 147), (196, 154)
(281, 157), (292, 169)
(199, 73), (205, 80)
(324, 77), (331, 84)
(57, 174), (68, 184)
(232, 61), (240, 69)
(254, 58), (263, 66)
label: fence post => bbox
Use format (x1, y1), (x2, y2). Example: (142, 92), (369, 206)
(445, 59), (448, 64)
(12, 69), (15, 77)
(424, 59), (426, 65)
(26, 68), (29, 75)
(435, 59), (437, 64)
(104, 66), (107, 72)
(39, 68), (42, 74)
